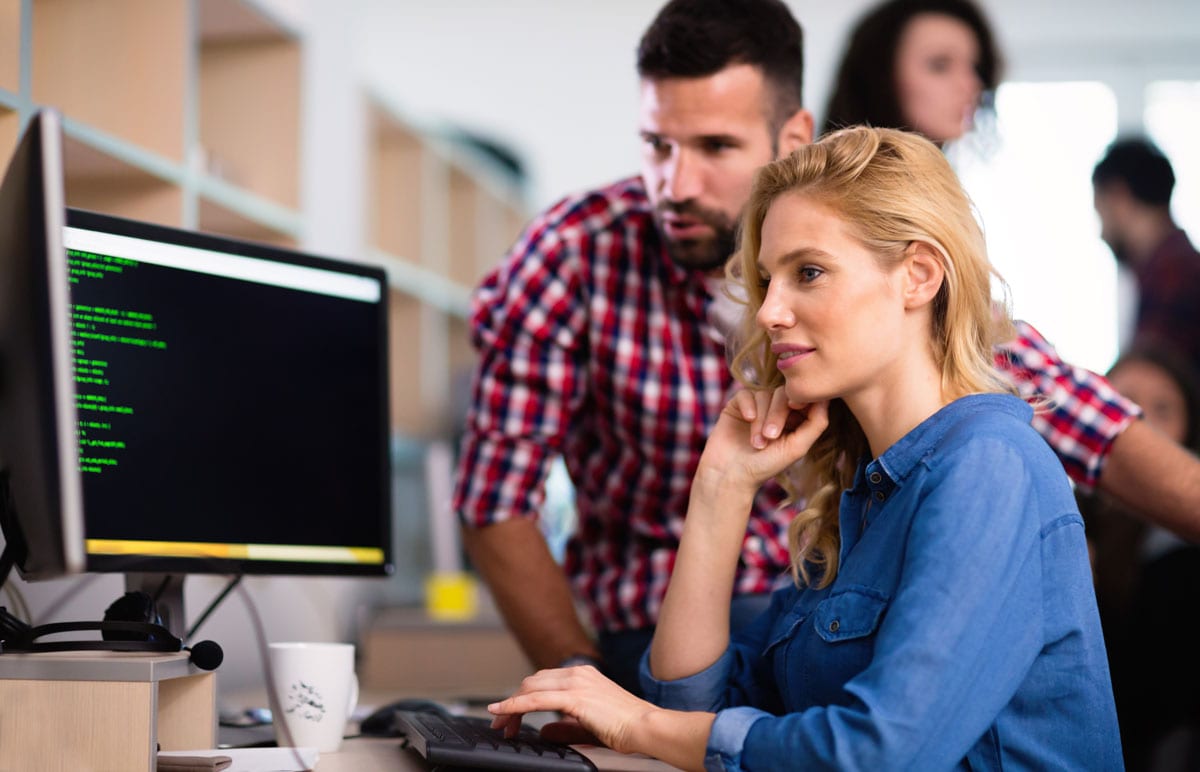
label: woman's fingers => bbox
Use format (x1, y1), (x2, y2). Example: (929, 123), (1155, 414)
(781, 399), (829, 453)
(487, 665), (649, 751)
(726, 389), (757, 423)
(488, 667), (582, 734)
(747, 388), (779, 449)
(761, 387), (792, 441)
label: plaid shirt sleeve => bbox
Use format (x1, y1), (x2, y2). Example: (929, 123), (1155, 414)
(994, 320), (1141, 490)
(452, 215), (589, 528)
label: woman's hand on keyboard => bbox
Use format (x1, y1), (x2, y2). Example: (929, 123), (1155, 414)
(486, 665), (656, 754)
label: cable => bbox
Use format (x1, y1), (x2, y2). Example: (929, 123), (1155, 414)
(149, 574), (172, 605)
(233, 580), (308, 770)
(185, 575), (242, 642)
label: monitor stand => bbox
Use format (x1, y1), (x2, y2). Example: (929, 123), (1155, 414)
(124, 573), (187, 640)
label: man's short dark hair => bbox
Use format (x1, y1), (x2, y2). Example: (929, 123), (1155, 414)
(636, 0), (804, 126)
(1093, 137), (1176, 208)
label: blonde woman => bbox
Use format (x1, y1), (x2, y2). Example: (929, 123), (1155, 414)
(489, 127), (1122, 770)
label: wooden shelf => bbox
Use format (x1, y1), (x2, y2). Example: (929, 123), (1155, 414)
(198, 0), (301, 209)
(388, 289), (458, 438)
(367, 97), (528, 439)
(198, 194), (297, 248)
(32, 0), (187, 162)
(63, 134), (182, 227)
(369, 106), (425, 263)
(359, 606), (530, 695)
(0, 105), (17, 171)
(0, 0), (17, 95)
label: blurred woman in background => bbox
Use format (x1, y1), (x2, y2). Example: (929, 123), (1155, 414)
(822, 0), (1000, 145)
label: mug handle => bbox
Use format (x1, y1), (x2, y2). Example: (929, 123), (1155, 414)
(346, 672), (360, 718)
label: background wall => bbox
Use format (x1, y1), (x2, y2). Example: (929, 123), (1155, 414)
(339, 0), (1200, 373)
(342, 0), (1200, 210)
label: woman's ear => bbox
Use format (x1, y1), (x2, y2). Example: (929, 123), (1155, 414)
(903, 242), (945, 310)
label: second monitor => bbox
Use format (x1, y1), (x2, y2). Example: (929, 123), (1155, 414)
(65, 209), (394, 635)
(67, 208), (395, 597)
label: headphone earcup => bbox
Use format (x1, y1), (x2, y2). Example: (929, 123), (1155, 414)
(102, 591), (167, 642)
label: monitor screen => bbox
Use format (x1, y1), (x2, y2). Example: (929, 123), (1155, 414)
(66, 210), (393, 577)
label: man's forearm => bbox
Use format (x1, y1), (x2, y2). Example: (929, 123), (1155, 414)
(1098, 419), (1200, 542)
(461, 518), (600, 669)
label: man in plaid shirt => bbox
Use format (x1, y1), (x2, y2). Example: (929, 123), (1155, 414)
(452, 0), (1200, 695)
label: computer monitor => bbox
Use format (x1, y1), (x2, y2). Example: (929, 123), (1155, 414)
(0, 110), (85, 585)
(1, 110), (394, 636)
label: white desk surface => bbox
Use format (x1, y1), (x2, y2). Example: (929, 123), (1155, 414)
(216, 686), (682, 771)
(314, 736), (680, 771)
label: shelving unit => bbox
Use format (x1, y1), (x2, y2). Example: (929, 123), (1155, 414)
(0, 0), (17, 97)
(0, 0), (537, 735)
(198, 0), (301, 244)
(0, 105), (18, 166)
(367, 95), (528, 438)
(32, 0), (188, 164)
(61, 133), (183, 228)
(0, 0), (529, 445)
(0, 0), (302, 242)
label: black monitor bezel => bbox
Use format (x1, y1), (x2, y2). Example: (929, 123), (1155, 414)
(0, 109), (87, 582)
(67, 208), (395, 578)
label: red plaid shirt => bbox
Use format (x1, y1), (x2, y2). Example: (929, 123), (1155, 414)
(453, 176), (1140, 634)
(1131, 228), (1200, 371)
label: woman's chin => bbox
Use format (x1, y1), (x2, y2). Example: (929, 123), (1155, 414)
(784, 384), (831, 406)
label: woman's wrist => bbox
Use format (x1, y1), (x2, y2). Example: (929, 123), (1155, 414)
(630, 708), (715, 771)
(690, 461), (760, 503)
(556, 653), (602, 670)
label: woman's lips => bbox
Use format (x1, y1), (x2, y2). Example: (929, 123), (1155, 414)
(772, 344), (815, 368)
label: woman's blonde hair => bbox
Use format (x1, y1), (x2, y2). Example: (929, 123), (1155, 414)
(729, 126), (1015, 588)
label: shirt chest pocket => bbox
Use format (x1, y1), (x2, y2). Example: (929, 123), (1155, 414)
(790, 587), (891, 707)
(813, 587), (890, 643)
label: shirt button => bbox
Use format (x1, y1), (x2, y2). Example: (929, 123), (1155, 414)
(873, 491), (886, 502)
(829, 620), (840, 633)
(868, 472), (882, 484)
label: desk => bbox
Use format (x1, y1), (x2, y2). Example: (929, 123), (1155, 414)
(0, 650), (215, 771)
(216, 688), (682, 772)
(310, 736), (681, 771)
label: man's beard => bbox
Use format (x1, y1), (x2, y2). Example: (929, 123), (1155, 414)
(655, 201), (739, 272)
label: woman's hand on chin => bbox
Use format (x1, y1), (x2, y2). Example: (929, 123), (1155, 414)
(696, 389), (830, 494)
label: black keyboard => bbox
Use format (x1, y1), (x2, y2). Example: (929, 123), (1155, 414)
(395, 709), (597, 771)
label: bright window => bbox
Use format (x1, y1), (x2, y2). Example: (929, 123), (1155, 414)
(952, 82), (1120, 374)
(1145, 81), (1200, 240)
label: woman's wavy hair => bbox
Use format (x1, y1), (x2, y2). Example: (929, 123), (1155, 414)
(729, 126), (1015, 587)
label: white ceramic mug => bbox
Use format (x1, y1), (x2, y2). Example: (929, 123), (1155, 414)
(267, 642), (359, 753)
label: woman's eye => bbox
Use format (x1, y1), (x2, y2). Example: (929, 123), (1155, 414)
(798, 266), (822, 282)
(927, 56), (951, 74)
(757, 273), (771, 289)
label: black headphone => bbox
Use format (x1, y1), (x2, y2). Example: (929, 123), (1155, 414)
(1, 592), (223, 671)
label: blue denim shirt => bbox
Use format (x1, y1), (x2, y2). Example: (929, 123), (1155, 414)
(641, 394), (1122, 771)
